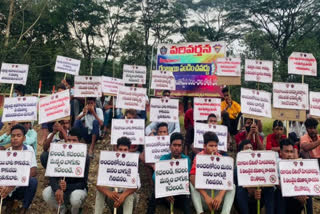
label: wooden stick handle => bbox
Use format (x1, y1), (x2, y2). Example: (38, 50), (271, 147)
(9, 83), (14, 97)
(113, 188), (118, 214)
(211, 189), (215, 214)
(0, 197), (3, 214)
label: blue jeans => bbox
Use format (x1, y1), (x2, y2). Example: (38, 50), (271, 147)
(103, 108), (122, 127)
(4, 177), (38, 209)
(73, 120), (99, 144)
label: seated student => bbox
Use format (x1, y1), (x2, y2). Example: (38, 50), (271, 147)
(95, 137), (139, 214)
(234, 140), (275, 214)
(190, 131), (235, 214)
(0, 121), (37, 154)
(102, 96), (122, 136)
(300, 118), (320, 161)
(61, 78), (81, 125)
(275, 139), (312, 214)
(235, 118), (264, 151)
(40, 119), (70, 168)
(0, 124), (38, 214)
(74, 97), (104, 157)
(147, 132), (192, 214)
(43, 128), (89, 214)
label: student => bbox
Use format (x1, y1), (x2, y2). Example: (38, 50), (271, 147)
(147, 132), (192, 214)
(190, 131), (235, 214)
(74, 97), (104, 157)
(184, 106), (194, 155)
(234, 140), (275, 214)
(95, 137), (139, 214)
(235, 118), (264, 150)
(0, 124), (38, 214)
(43, 128), (89, 214)
(102, 96), (122, 136)
(300, 118), (320, 161)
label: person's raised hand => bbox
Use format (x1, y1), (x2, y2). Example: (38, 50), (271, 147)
(53, 122), (63, 134)
(59, 179), (67, 191)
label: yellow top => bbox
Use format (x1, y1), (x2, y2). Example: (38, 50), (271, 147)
(221, 100), (241, 119)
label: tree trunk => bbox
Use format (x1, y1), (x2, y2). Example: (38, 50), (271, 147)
(4, 0), (15, 48)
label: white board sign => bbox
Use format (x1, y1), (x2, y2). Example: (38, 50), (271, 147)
(288, 52), (317, 76)
(2, 97), (37, 122)
(216, 58), (241, 76)
(145, 136), (170, 163)
(195, 155), (234, 190)
(116, 86), (146, 110)
(97, 151), (139, 189)
(111, 119), (145, 145)
(245, 59), (273, 83)
(309, 91), (320, 117)
(241, 88), (272, 118)
(74, 76), (102, 98)
(194, 122), (228, 152)
(236, 151), (279, 187)
(149, 98), (179, 122)
(39, 90), (70, 124)
(279, 159), (320, 197)
(0, 150), (32, 186)
(194, 97), (221, 121)
(151, 70), (176, 90)
(0, 63), (29, 85)
(54, 55), (81, 76)
(102, 76), (124, 96)
(155, 159), (190, 198)
(273, 82), (309, 110)
(123, 64), (147, 84)
(45, 143), (87, 178)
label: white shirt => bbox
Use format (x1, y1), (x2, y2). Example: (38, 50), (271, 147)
(78, 107), (104, 134)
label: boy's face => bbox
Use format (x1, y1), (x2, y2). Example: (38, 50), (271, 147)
(125, 113), (135, 119)
(67, 136), (79, 143)
(280, 145), (294, 159)
(204, 141), (218, 155)
(170, 139), (183, 159)
(60, 120), (70, 131)
(208, 117), (217, 125)
(157, 126), (168, 136)
(117, 145), (129, 152)
(306, 126), (318, 139)
(11, 129), (25, 148)
(273, 126), (284, 137)
(243, 143), (253, 151)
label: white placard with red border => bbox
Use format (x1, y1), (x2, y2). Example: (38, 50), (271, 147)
(236, 151), (279, 187)
(111, 119), (145, 145)
(155, 158), (190, 198)
(101, 76), (124, 96)
(145, 136), (170, 163)
(151, 70), (176, 90)
(216, 57), (241, 76)
(309, 91), (320, 117)
(194, 122), (228, 151)
(245, 59), (273, 83)
(2, 96), (37, 122)
(54, 55), (81, 76)
(279, 159), (320, 196)
(116, 86), (146, 110)
(39, 90), (70, 124)
(0, 150), (32, 186)
(123, 64), (147, 84)
(241, 88), (272, 118)
(74, 76), (102, 98)
(45, 143), (87, 178)
(194, 97), (221, 121)
(97, 151), (139, 189)
(195, 155), (234, 190)
(149, 98), (179, 122)
(288, 52), (317, 76)
(273, 82), (309, 110)
(0, 63), (29, 85)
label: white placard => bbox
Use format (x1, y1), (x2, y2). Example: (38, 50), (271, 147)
(241, 88), (272, 118)
(149, 98), (179, 122)
(39, 90), (70, 124)
(102, 76), (124, 96)
(288, 52), (317, 76)
(245, 59), (273, 83)
(195, 155), (234, 190)
(309, 91), (320, 117)
(0, 150), (32, 186)
(111, 119), (145, 145)
(2, 97), (37, 122)
(279, 159), (320, 197)
(97, 151), (139, 189)
(273, 82), (309, 110)
(236, 151), (279, 187)
(216, 58), (241, 76)
(193, 97), (221, 121)
(155, 159), (190, 198)
(74, 76), (102, 98)
(145, 136), (170, 163)
(194, 122), (228, 152)
(123, 64), (147, 84)
(151, 70), (176, 90)
(54, 55), (81, 76)
(45, 143), (87, 178)
(116, 86), (146, 110)
(0, 63), (29, 85)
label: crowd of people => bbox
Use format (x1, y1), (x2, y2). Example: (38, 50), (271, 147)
(0, 81), (319, 214)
